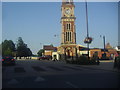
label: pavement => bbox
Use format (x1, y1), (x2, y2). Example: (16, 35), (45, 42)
(71, 60), (120, 73)
(63, 59), (118, 71)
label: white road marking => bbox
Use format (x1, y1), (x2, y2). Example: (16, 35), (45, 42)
(34, 77), (45, 82)
(66, 81), (78, 88)
(7, 79), (19, 85)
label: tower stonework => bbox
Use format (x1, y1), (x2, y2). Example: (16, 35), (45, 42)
(59, 0), (77, 59)
(61, 0), (76, 44)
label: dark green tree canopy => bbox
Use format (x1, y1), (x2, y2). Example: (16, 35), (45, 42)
(2, 40), (15, 56)
(16, 37), (32, 57)
(37, 49), (44, 56)
(1, 37), (32, 58)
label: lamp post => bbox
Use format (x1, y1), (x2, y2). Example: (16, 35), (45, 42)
(100, 35), (106, 53)
(54, 34), (59, 45)
(84, 0), (92, 60)
(100, 35), (106, 58)
(40, 43), (43, 49)
(85, 1), (89, 60)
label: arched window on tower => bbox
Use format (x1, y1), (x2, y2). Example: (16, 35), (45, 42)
(66, 32), (67, 41)
(66, 23), (71, 30)
(69, 24), (70, 30)
(67, 24), (68, 30)
(70, 32), (71, 42)
(68, 32), (69, 41)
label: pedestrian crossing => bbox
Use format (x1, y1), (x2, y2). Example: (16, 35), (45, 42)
(3, 76), (46, 88)
(2, 65), (83, 74)
(15, 59), (63, 65)
(32, 66), (47, 72)
(47, 66), (64, 71)
(15, 60), (40, 64)
(14, 67), (26, 73)
(62, 66), (82, 71)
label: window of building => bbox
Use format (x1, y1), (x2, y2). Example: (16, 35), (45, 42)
(68, 32), (70, 41)
(65, 32), (72, 42)
(70, 32), (71, 41)
(66, 32), (67, 41)
(66, 23), (71, 30)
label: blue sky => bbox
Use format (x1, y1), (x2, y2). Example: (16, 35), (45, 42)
(2, 2), (118, 54)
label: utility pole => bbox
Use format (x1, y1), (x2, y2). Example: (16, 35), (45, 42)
(103, 36), (106, 53)
(85, 0), (90, 59)
(100, 35), (106, 58)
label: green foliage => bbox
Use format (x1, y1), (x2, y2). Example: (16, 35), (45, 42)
(16, 37), (32, 57)
(1, 37), (32, 58)
(117, 56), (120, 60)
(66, 55), (97, 65)
(50, 44), (53, 47)
(32, 54), (38, 57)
(37, 49), (44, 56)
(0, 44), (2, 55)
(115, 56), (120, 69)
(2, 40), (15, 56)
(26, 48), (32, 56)
(4, 48), (12, 56)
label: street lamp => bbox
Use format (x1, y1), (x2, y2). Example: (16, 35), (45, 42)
(54, 34), (59, 44)
(100, 35), (106, 58)
(103, 36), (106, 53)
(40, 43), (43, 49)
(84, 0), (93, 60)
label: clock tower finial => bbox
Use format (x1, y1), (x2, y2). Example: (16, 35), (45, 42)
(62, 0), (73, 4)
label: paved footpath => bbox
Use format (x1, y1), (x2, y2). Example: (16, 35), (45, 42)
(76, 60), (120, 73)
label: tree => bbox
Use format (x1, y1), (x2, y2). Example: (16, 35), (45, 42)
(26, 48), (32, 57)
(37, 49), (44, 56)
(2, 40), (15, 56)
(16, 37), (32, 59)
(0, 43), (2, 56)
(16, 37), (26, 58)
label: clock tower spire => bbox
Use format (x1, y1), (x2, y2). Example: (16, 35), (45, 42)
(62, 0), (73, 4)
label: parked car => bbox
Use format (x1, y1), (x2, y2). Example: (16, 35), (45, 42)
(38, 56), (51, 60)
(2, 56), (16, 65)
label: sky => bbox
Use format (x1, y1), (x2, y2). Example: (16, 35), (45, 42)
(118, 2), (120, 46)
(0, 1), (2, 46)
(2, 2), (118, 54)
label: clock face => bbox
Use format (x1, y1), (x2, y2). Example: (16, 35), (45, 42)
(65, 9), (71, 15)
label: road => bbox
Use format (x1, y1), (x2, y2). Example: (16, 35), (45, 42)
(2, 59), (120, 88)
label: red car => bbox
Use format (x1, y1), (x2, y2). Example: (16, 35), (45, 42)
(2, 56), (16, 65)
(38, 56), (51, 60)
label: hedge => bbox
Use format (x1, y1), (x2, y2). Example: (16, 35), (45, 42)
(66, 56), (99, 65)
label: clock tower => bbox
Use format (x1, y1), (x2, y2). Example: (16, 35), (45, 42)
(60, 0), (77, 59)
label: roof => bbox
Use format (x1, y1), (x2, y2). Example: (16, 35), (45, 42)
(105, 43), (113, 49)
(101, 49), (108, 52)
(79, 47), (89, 51)
(43, 45), (57, 51)
(77, 44), (86, 48)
